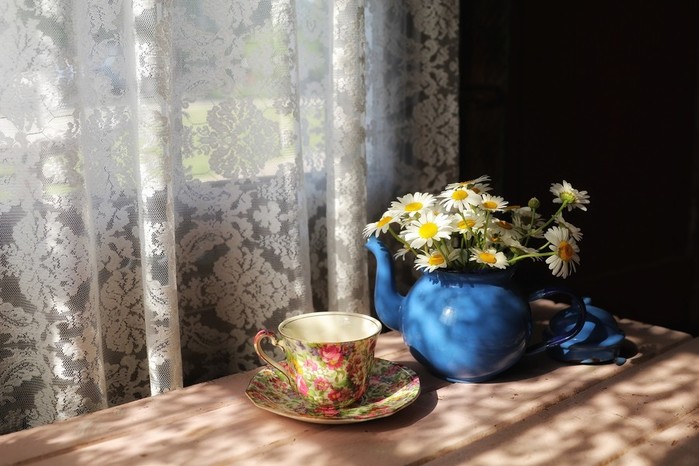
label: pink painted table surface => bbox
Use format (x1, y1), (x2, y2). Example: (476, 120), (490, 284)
(1, 301), (697, 466)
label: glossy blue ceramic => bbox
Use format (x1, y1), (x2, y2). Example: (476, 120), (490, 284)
(366, 236), (587, 382)
(544, 297), (626, 365)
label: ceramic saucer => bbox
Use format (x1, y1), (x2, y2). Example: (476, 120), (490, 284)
(245, 358), (420, 424)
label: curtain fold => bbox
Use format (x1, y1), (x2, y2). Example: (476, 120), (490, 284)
(326, 0), (368, 311)
(0, 0), (460, 434)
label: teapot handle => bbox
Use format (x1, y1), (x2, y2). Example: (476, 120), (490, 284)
(525, 287), (587, 355)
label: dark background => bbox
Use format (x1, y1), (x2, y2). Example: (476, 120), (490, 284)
(460, 0), (699, 335)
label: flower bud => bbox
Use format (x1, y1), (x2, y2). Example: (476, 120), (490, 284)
(528, 197), (540, 210)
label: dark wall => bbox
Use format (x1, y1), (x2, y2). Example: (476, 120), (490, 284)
(461, 1), (699, 334)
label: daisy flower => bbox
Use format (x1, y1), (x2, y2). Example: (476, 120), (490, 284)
(469, 247), (509, 269)
(444, 175), (491, 191)
(550, 180), (590, 211)
(439, 186), (482, 211)
(393, 247), (411, 261)
(544, 226), (580, 278)
(363, 175), (589, 277)
(402, 211), (454, 249)
(469, 179), (492, 195)
(479, 193), (508, 212)
(494, 218), (514, 232)
(511, 206), (543, 233)
(388, 192), (436, 217)
(363, 214), (397, 237)
(555, 214), (583, 241)
(415, 249), (459, 273)
(488, 218), (518, 245)
(502, 238), (540, 257)
(455, 211), (485, 234)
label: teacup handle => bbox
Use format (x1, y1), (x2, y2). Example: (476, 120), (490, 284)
(525, 287), (587, 355)
(253, 329), (295, 386)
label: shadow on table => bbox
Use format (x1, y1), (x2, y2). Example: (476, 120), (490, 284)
(345, 358), (442, 432)
(334, 389), (439, 435)
(255, 337), (695, 466)
(426, 338), (699, 466)
(493, 338), (639, 384)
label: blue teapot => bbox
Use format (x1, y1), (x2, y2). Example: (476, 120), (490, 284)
(366, 236), (589, 382)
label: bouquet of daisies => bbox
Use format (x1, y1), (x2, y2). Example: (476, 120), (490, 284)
(363, 175), (590, 278)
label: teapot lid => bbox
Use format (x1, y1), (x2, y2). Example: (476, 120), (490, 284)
(544, 297), (626, 365)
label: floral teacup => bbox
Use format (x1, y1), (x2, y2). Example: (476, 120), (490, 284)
(254, 312), (382, 408)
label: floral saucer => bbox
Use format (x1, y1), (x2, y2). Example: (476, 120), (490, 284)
(245, 358), (420, 424)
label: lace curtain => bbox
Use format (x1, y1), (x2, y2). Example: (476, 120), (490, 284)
(0, 0), (459, 434)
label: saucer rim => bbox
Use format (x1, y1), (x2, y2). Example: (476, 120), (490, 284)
(245, 358), (421, 424)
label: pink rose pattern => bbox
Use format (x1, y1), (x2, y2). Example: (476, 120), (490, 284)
(282, 337), (378, 407)
(246, 359), (421, 421)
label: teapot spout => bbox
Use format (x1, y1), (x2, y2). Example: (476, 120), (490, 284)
(365, 236), (404, 331)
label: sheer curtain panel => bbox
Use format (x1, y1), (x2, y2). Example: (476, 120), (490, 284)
(0, 0), (459, 434)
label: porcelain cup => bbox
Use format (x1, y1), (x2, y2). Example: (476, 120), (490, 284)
(254, 312), (382, 408)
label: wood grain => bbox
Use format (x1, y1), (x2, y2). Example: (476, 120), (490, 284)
(1, 304), (694, 466)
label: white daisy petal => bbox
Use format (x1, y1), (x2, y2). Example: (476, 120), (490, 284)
(388, 192), (437, 217)
(439, 187), (482, 212)
(480, 193), (508, 212)
(468, 247), (509, 269)
(363, 213), (397, 237)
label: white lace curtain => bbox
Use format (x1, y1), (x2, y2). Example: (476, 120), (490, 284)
(0, 0), (459, 434)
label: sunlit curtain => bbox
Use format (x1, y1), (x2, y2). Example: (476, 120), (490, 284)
(0, 0), (459, 434)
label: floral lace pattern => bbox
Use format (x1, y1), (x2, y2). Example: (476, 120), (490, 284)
(0, 0), (458, 433)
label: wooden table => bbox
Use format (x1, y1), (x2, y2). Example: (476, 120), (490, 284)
(2, 302), (698, 466)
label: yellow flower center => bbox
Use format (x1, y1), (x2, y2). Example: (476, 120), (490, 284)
(377, 216), (392, 228)
(560, 192), (576, 204)
(558, 241), (574, 261)
(451, 190), (468, 201)
(428, 254), (445, 267)
(405, 202), (423, 212)
(458, 218), (476, 229)
(478, 252), (497, 264)
(418, 222), (438, 239)
(482, 200), (498, 210)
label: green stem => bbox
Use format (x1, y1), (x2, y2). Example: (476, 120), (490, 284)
(388, 228), (415, 254)
(522, 206), (538, 247)
(483, 211), (492, 249)
(509, 251), (553, 264)
(528, 201), (569, 239)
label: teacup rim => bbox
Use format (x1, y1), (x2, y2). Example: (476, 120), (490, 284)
(278, 311), (382, 343)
